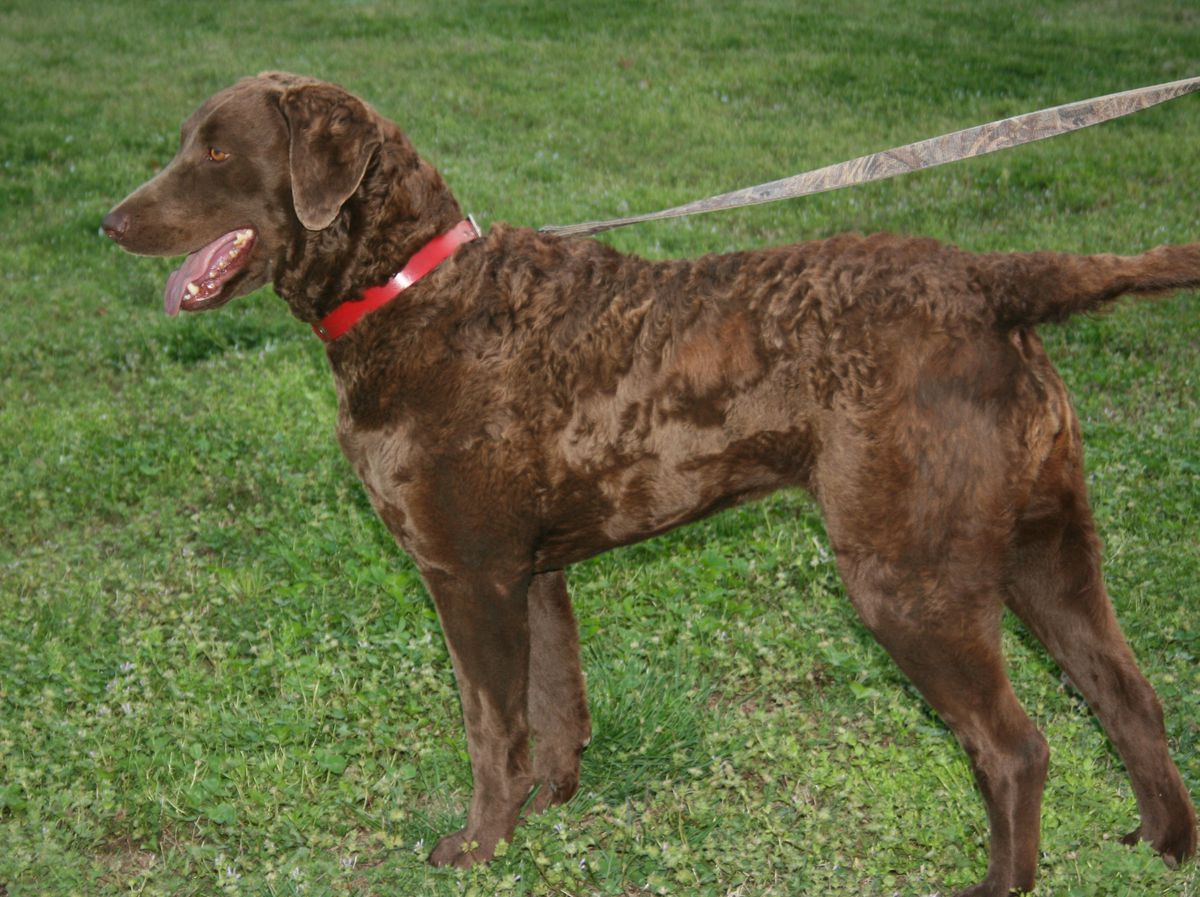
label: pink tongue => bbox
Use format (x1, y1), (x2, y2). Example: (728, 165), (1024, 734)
(162, 230), (244, 317)
(163, 261), (196, 317)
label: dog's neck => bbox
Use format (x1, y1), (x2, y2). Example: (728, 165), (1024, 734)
(274, 125), (464, 325)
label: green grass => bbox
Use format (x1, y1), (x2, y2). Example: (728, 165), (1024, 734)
(1, 1), (1198, 894)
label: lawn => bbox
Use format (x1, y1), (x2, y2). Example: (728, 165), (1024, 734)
(1, 1), (1198, 895)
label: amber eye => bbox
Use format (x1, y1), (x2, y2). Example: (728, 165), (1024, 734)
(207, 147), (230, 163)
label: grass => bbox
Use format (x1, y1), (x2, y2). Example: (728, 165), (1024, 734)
(1, 0), (1197, 894)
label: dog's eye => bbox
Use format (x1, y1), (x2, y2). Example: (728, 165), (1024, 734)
(207, 147), (230, 163)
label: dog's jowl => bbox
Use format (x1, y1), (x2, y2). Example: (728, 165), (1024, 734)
(104, 73), (1197, 897)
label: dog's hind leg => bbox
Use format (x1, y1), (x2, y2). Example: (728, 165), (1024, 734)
(526, 570), (591, 814)
(838, 553), (1049, 897)
(818, 392), (1051, 894)
(1003, 418), (1197, 868)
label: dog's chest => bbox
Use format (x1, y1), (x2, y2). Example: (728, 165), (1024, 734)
(337, 412), (412, 494)
(332, 384), (427, 535)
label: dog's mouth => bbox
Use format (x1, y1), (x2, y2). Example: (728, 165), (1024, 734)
(163, 228), (256, 316)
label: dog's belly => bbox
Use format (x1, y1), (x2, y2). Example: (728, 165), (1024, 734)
(534, 413), (815, 569)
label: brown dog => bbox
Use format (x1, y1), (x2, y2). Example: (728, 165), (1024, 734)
(103, 73), (1197, 896)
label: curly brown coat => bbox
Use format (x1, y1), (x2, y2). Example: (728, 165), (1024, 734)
(103, 73), (1197, 896)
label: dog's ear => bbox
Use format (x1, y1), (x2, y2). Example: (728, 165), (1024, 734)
(279, 84), (382, 230)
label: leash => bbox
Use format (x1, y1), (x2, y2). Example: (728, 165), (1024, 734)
(539, 76), (1200, 239)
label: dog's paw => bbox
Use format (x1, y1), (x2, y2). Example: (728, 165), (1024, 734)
(527, 733), (587, 814)
(528, 771), (580, 815)
(428, 828), (496, 869)
(951, 884), (1013, 897)
(1122, 816), (1198, 869)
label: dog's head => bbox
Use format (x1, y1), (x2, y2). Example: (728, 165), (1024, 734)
(102, 72), (382, 316)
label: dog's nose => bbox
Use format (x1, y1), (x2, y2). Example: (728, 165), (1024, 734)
(101, 208), (129, 241)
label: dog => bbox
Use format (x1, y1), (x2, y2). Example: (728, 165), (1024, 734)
(103, 73), (1197, 896)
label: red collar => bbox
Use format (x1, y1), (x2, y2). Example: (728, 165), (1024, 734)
(312, 217), (481, 342)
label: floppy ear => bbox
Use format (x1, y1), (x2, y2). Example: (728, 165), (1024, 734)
(279, 83), (381, 230)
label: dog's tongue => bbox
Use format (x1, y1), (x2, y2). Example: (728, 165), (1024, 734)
(163, 229), (254, 316)
(163, 263), (196, 317)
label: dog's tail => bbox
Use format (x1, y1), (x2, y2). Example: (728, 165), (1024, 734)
(974, 243), (1200, 329)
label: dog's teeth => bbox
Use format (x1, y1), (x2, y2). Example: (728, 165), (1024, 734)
(234, 230), (251, 247)
(186, 282), (200, 296)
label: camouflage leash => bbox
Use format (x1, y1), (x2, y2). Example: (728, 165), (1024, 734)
(539, 76), (1200, 239)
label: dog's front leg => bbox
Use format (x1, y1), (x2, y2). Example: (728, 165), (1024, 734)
(527, 570), (591, 814)
(422, 565), (536, 868)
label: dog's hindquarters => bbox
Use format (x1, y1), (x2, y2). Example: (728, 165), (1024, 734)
(809, 272), (1196, 892)
(976, 241), (1199, 864)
